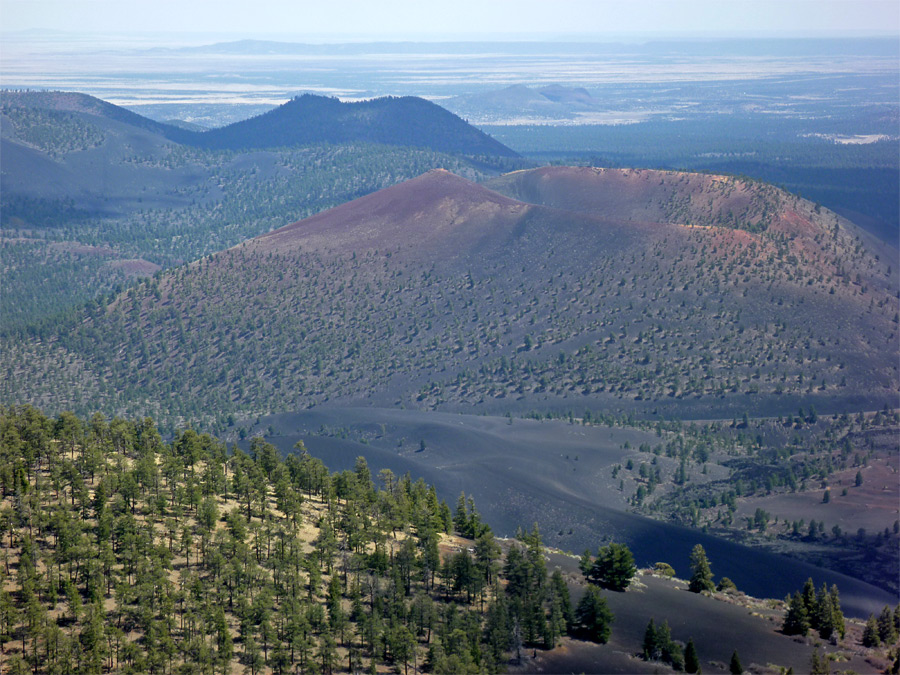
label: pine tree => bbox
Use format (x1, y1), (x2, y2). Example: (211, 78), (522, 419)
(783, 591), (810, 636)
(578, 549), (592, 576)
(863, 614), (881, 647)
(685, 638), (701, 673)
(815, 584), (836, 639)
(453, 492), (468, 535)
(575, 586), (614, 644)
(810, 647), (830, 675)
(643, 618), (661, 661)
(879, 605), (899, 645)
(729, 649), (743, 674)
(801, 578), (818, 628)
(317, 631), (338, 675)
(587, 542), (636, 591)
(483, 593), (512, 664)
(688, 544), (714, 593)
(829, 585), (845, 640)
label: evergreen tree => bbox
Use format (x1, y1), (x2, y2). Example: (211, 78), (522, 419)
(879, 605), (900, 645)
(829, 585), (846, 640)
(810, 647), (830, 675)
(578, 549), (593, 576)
(801, 578), (818, 626)
(815, 584), (836, 640)
(685, 637), (701, 673)
(317, 631), (338, 675)
(688, 544), (714, 593)
(782, 592), (809, 636)
(643, 618), (661, 661)
(716, 577), (737, 593)
(483, 592), (512, 664)
(587, 542), (636, 591)
(549, 569), (575, 631)
(453, 492), (469, 535)
(729, 650), (743, 674)
(862, 614), (881, 647)
(575, 586), (613, 644)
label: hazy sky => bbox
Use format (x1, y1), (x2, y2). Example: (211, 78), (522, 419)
(3, 0), (899, 39)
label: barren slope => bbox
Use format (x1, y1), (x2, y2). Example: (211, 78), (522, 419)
(252, 169), (531, 258)
(247, 407), (898, 619)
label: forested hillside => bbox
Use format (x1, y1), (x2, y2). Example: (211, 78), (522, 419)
(0, 405), (584, 674)
(3, 406), (897, 674)
(1, 91), (519, 157)
(1, 92), (525, 332)
(192, 95), (520, 157)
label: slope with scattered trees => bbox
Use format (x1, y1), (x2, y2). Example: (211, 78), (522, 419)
(4, 168), (896, 431)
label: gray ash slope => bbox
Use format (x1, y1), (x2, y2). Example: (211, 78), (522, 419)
(246, 407), (898, 619)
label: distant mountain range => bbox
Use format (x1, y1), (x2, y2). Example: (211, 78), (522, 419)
(1, 90), (518, 156)
(155, 37), (900, 58)
(6, 166), (896, 427)
(0, 90), (516, 218)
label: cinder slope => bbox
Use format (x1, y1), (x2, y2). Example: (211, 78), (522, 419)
(5, 168), (897, 429)
(488, 165), (774, 229)
(252, 169), (531, 258)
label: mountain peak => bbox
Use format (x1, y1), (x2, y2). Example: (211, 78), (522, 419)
(252, 169), (528, 257)
(195, 94), (519, 156)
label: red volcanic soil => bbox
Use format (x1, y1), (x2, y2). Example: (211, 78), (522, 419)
(251, 169), (531, 258)
(780, 207), (822, 239)
(736, 449), (900, 535)
(44, 242), (161, 277)
(486, 165), (759, 226)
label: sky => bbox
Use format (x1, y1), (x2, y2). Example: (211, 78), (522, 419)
(2, 0), (899, 40)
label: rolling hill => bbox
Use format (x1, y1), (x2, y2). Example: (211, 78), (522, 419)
(0, 91), (516, 221)
(1, 91), (524, 330)
(193, 94), (520, 156)
(4, 166), (896, 430)
(1, 90), (518, 157)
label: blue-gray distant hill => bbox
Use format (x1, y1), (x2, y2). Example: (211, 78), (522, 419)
(1, 90), (518, 157)
(191, 94), (519, 156)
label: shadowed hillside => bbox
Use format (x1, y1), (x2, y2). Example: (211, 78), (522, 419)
(194, 94), (520, 156)
(0, 90), (194, 143)
(1, 90), (518, 157)
(4, 167), (896, 429)
(242, 406), (900, 618)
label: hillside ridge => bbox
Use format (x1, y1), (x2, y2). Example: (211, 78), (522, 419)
(194, 94), (520, 156)
(1, 90), (518, 157)
(251, 168), (530, 256)
(4, 166), (896, 428)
